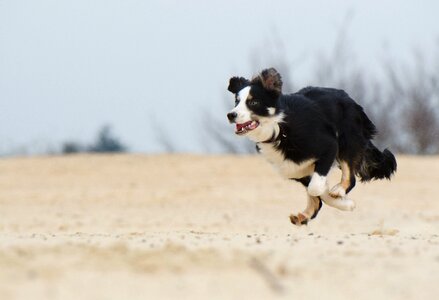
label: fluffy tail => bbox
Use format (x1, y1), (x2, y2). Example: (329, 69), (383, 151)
(358, 141), (397, 182)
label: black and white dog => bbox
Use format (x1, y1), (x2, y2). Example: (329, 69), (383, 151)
(227, 68), (397, 225)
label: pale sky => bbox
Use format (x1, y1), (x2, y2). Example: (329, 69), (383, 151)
(1, 0), (438, 154)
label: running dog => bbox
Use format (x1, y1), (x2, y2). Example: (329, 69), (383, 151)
(227, 68), (397, 225)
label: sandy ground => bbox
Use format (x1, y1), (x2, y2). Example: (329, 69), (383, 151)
(0, 154), (438, 300)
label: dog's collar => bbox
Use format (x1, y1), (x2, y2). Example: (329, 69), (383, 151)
(259, 125), (286, 144)
(259, 131), (279, 144)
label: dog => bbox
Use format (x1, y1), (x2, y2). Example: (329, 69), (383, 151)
(227, 68), (397, 225)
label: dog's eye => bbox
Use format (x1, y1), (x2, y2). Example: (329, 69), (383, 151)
(247, 99), (259, 106)
(235, 98), (240, 106)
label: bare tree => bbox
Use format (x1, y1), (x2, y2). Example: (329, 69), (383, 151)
(383, 53), (439, 154)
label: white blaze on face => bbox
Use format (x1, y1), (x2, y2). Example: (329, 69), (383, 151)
(231, 86), (252, 124)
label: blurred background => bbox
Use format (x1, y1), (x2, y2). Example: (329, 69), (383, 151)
(1, 0), (438, 156)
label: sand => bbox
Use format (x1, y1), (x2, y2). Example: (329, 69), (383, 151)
(0, 154), (438, 300)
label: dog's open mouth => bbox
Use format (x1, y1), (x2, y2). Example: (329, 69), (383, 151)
(235, 120), (259, 135)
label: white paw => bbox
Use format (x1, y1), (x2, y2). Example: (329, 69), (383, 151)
(321, 193), (356, 211)
(340, 198), (356, 211)
(329, 184), (346, 197)
(308, 174), (327, 197)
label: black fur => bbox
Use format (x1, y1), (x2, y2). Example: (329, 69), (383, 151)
(311, 198), (323, 220)
(293, 176), (311, 187)
(278, 86), (397, 182)
(358, 143), (398, 182)
(228, 77), (250, 94)
(243, 84), (277, 116)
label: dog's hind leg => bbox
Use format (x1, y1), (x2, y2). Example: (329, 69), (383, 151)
(290, 177), (323, 226)
(329, 160), (356, 198)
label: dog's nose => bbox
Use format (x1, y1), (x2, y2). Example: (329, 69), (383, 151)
(227, 112), (237, 122)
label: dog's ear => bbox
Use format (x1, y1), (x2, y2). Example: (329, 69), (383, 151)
(254, 68), (282, 96)
(228, 77), (250, 94)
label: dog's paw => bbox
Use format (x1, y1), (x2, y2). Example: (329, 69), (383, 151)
(329, 183), (346, 198)
(289, 213), (309, 226)
(340, 198), (356, 211)
(326, 196), (356, 211)
(308, 174), (327, 197)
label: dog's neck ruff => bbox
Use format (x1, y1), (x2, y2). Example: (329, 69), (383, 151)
(258, 124), (285, 145)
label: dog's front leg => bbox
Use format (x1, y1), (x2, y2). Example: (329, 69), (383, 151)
(290, 177), (323, 226)
(307, 148), (336, 197)
(290, 194), (322, 226)
(308, 172), (328, 196)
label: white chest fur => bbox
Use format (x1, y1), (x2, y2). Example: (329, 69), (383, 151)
(257, 143), (315, 179)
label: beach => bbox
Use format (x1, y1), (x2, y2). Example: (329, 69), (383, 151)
(0, 154), (438, 299)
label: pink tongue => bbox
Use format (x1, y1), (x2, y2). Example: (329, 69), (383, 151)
(236, 121), (252, 131)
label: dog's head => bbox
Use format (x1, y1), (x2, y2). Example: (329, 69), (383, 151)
(227, 68), (283, 142)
